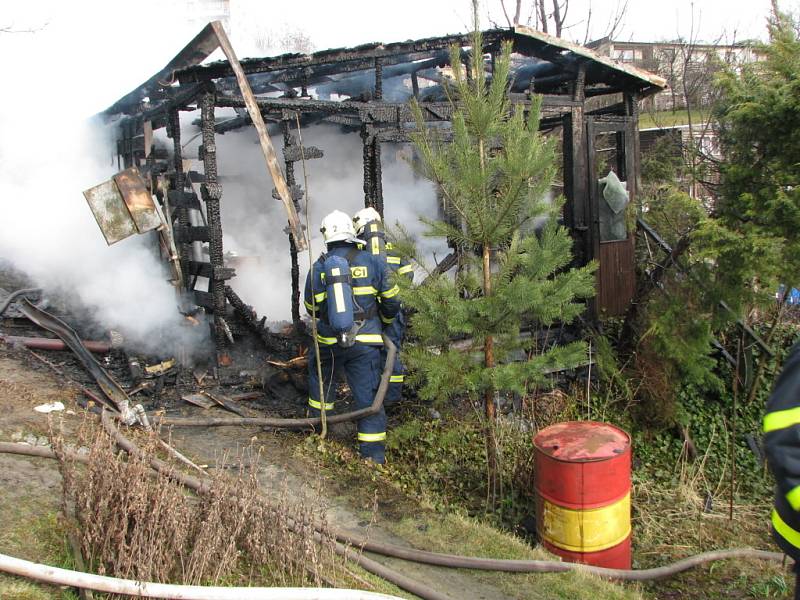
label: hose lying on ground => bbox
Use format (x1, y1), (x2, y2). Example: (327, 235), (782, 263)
(99, 411), (451, 600)
(0, 434), (785, 587)
(0, 287), (41, 317)
(0, 552), (405, 600)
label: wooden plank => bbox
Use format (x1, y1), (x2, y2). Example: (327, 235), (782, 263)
(209, 21), (306, 251)
(598, 238), (636, 317)
(113, 167), (162, 234)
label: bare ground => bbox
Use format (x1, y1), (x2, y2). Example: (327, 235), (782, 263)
(0, 348), (532, 599)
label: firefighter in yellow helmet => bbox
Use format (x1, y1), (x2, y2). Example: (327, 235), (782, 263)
(304, 210), (400, 463)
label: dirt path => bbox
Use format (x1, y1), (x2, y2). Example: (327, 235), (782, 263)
(0, 348), (513, 599)
(169, 426), (513, 600)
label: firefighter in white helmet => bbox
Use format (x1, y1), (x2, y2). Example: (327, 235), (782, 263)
(352, 207), (414, 406)
(304, 209), (400, 463)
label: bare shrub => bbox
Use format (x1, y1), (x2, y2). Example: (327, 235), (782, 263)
(55, 420), (342, 590)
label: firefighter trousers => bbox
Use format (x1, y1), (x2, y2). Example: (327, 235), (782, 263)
(382, 309), (406, 406)
(307, 342), (386, 463)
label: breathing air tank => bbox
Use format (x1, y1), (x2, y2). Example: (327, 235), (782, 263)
(322, 255), (354, 334)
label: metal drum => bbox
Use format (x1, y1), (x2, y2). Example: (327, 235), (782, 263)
(533, 421), (632, 569)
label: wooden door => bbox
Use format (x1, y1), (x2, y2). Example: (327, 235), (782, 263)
(586, 117), (637, 318)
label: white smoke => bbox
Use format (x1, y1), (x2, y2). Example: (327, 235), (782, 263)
(175, 115), (447, 323)
(0, 2), (450, 349)
(0, 2), (212, 357)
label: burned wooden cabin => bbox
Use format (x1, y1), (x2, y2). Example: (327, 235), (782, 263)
(105, 23), (666, 366)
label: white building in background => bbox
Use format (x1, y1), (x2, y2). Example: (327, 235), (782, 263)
(588, 38), (764, 112)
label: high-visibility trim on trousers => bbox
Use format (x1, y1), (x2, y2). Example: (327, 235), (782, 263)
(358, 431), (386, 442)
(317, 333), (384, 345)
(397, 264), (414, 275)
(764, 406), (800, 433)
(387, 256), (401, 264)
(355, 333), (383, 344)
(353, 285), (378, 296)
(308, 398), (335, 410)
(772, 509), (800, 550)
(787, 485), (800, 511)
(390, 375), (404, 383)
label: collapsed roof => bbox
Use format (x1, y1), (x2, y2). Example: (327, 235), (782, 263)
(106, 24), (666, 120)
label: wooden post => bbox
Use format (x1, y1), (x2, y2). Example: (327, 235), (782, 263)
(209, 21), (306, 250)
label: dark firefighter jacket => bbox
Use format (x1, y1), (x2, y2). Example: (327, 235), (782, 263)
(357, 221), (414, 280)
(304, 241), (401, 346)
(764, 341), (800, 559)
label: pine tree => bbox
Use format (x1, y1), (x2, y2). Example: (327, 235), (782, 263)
(402, 18), (596, 502)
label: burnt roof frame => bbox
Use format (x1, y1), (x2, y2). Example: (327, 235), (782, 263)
(107, 24), (666, 122)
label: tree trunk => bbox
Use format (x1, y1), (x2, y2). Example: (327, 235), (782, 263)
(538, 0), (548, 33)
(551, 0), (563, 37)
(482, 243), (498, 507)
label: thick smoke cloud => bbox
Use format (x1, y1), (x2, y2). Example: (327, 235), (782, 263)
(177, 114), (447, 324)
(0, 2), (448, 349)
(0, 3), (211, 357)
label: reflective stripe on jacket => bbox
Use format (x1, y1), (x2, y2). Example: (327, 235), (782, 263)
(304, 242), (400, 345)
(763, 341), (800, 559)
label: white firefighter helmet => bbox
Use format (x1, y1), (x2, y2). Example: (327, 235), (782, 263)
(352, 206), (382, 234)
(320, 210), (363, 245)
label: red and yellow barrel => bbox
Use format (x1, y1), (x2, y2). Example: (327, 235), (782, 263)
(533, 421), (632, 569)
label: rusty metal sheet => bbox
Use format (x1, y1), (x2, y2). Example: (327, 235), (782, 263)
(83, 179), (139, 245)
(113, 167), (162, 234)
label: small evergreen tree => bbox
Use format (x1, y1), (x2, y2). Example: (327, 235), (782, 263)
(402, 17), (596, 500)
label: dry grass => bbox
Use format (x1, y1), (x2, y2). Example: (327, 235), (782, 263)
(632, 442), (789, 598)
(55, 420), (345, 590)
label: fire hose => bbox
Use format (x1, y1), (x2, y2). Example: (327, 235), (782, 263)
(0, 287), (41, 316)
(0, 416), (786, 599)
(0, 298), (786, 593)
(101, 411), (787, 583)
(0, 552), (405, 600)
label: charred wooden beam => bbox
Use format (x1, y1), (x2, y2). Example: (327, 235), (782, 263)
(178, 30), (507, 83)
(373, 137), (384, 216)
(199, 88), (231, 365)
(216, 95), (574, 125)
(374, 57), (383, 100)
(106, 23), (219, 116)
(186, 261), (235, 280)
(282, 118), (301, 328)
(361, 124), (374, 209)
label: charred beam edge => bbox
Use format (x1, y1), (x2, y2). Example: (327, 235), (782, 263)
(173, 226), (210, 243)
(199, 87), (231, 361)
(186, 261), (235, 280)
(105, 22), (219, 116)
(215, 48), (451, 91)
(167, 189), (202, 211)
(215, 94), (580, 116)
(224, 286), (286, 352)
(361, 124), (374, 208)
(177, 30), (508, 82)
(374, 57), (383, 100)
(636, 217), (773, 357)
